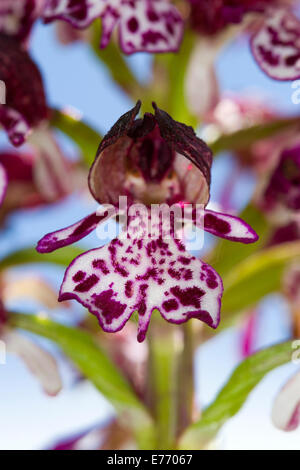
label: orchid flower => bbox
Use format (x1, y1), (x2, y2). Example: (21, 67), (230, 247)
(251, 6), (300, 81)
(37, 101), (258, 342)
(42, 0), (183, 54)
(188, 1), (300, 81)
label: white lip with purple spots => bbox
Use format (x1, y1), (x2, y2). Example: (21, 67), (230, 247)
(43, 0), (183, 54)
(59, 215), (223, 342)
(251, 8), (300, 81)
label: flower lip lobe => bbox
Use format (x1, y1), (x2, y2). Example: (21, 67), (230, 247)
(200, 209), (259, 243)
(43, 0), (184, 54)
(251, 8), (300, 81)
(36, 209), (111, 253)
(58, 214), (224, 342)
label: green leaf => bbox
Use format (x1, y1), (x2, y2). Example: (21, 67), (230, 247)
(221, 240), (300, 316)
(10, 313), (155, 448)
(179, 341), (295, 449)
(51, 109), (102, 167)
(0, 246), (82, 270)
(210, 116), (300, 155)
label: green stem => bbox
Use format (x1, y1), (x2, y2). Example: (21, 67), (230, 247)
(147, 317), (179, 450)
(176, 322), (195, 436)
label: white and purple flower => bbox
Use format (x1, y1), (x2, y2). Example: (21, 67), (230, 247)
(37, 101), (258, 342)
(188, 0), (300, 81)
(43, 0), (183, 54)
(251, 7), (300, 81)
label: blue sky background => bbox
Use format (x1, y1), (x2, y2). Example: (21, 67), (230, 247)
(0, 21), (299, 450)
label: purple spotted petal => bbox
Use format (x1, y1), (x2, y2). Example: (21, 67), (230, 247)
(36, 209), (113, 253)
(153, 103), (212, 205)
(117, 0), (183, 54)
(0, 0), (39, 42)
(272, 371), (300, 431)
(251, 8), (300, 81)
(59, 223), (223, 342)
(43, 0), (183, 54)
(0, 162), (7, 206)
(193, 208), (259, 243)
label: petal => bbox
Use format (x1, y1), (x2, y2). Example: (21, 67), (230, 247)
(251, 8), (300, 81)
(0, 0), (39, 42)
(118, 0), (183, 54)
(153, 103), (212, 205)
(195, 209), (259, 243)
(88, 101), (141, 205)
(36, 209), (112, 253)
(43, 0), (104, 28)
(0, 162), (7, 206)
(0, 35), (48, 145)
(272, 371), (300, 431)
(59, 219), (223, 342)
(3, 328), (62, 396)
